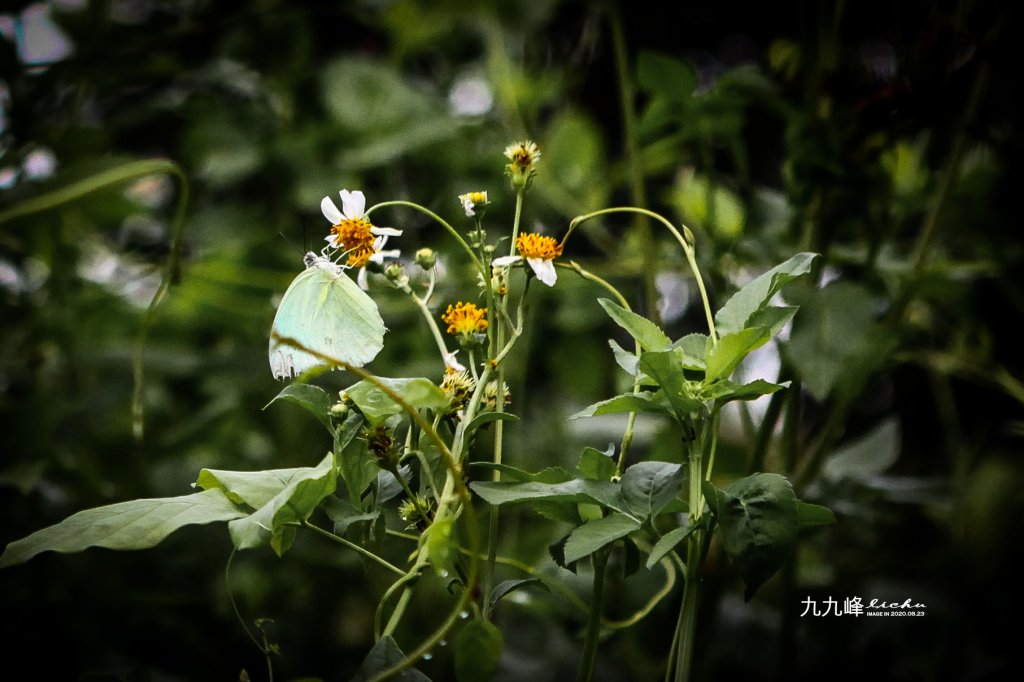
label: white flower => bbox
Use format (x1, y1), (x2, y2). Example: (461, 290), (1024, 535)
(321, 189), (402, 289)
(458, 191), (489, 217)
(443, 350), (466, 373)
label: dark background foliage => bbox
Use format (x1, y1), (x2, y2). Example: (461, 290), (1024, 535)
(1, 1), (1020, 680)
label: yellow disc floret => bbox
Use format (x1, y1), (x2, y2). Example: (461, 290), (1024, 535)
(329, 218), (377, 267)
(515, 233), (563, 261)
(442, 301), (489, 337)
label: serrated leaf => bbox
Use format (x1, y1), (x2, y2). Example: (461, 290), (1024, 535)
(704, 379), (788, 404)
(714, 253), (817, 336)
(578, 445), (617, 481)
(564, 513), (642, 564)
(0, 489), (246, 568)
(548, 534), (577, 573)
(796, 501), (836, 525)
(227, 453), (337, 555)
(714, 473), (798, 600)
(620, 461), (685, 520)
(489, 578), (549, 612)
(455, 620), (503, 682)
(570, 392), (673, 420)
(346, 377), (448, 424)
(638, 351), (705, 417)
(598, 299), (670, 352)
(263, 383), (334, 431)
(350, 636), (431, 682)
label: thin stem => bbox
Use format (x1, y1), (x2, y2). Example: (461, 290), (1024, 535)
(405, 285), (453, 368)
(302, 521), (405, 577)
(226, 549), (274, 682)
(563, 208), (717, 342)
(383, 585), (415, 638)
(577, 548), (610, 682)
(367, 200), (485, 277)
(509, 188), (525, 256)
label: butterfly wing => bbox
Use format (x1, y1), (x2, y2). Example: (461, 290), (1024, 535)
(269, 262), (386, 379)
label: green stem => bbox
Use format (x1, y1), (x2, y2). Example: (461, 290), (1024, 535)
(563, 208), (717, 342)
(509, 188), (525, 256)
(225, 550), (275, 682)
(674, 436), (705, 682)
(302, 521), (405, 577)
(404, 284), (453, 369)
(367, 200), (486, 278)
(578, 548), (610, 682)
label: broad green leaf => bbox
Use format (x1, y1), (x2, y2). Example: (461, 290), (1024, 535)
(714, 473), (799, 600)
(822, 418), (900, 482)
(796, 501), (837, 526)
(564, 513), (642, 564)
(346, 377), (448, 424)
(263, 383), (333, 431)
(639, 351), (705, 416)
(470, 479), (631, 517)
(424, 517), (455, 576)
(636, 50), (698, 99)
(339, 432), (379, 506)
(646, 525), (692, 569)
(620, 461), (685, 520)
(705, 328), (766, 383)
(569, 392), (673, 420)
(715, 253), (817, 336)
(196, 464), (331, 510)
(598, 299), (670, 352)
(0, 489), (246, 569)
(469, 463), (573, 484)
(671, 334), (708, 370)
(704, 379), (789, 404)
(350, 636), (430, 682)
(227, 453), (337, 555)
(578, 446), (617, 481)
(489, 578), (549, 612)
(746, 305), (798, 339)
(454, 620), (504, 682)
(322, 497), (380, 535)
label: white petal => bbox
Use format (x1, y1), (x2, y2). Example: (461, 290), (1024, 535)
(444, 351), (466, 372)
(324, 234), (339, 246)
(371, 226), (403, 237)
(492, 255), (522, 267)
(357, 266), (369, 290)
(340, 189), (366, 218)
(321, 196), (343, 224)
(527, 258), (557, 286)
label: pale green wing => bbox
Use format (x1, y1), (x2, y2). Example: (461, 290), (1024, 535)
(269, 260), (385, 379)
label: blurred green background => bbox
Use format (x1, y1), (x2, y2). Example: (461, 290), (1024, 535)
(1, 1), (1020, 680)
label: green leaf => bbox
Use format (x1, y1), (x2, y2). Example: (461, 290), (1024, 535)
(454, 620), (504, 682)
(646, 525), (692, 569)
(822, 418), (900, 482)
(469, 463), (573, 484)
(636, 51), (697, 99)
(489, 578), (549, 612)
(671, 334), (708, 370)
(350, 636), (431, 682)
(705, 328), (766, 383)
(796, 501), (837, 526)
(714, 253), (817, 336)
(620, 461), (685, 520)
(704, 379), (789, 404)
(598, 298), (670, 352)
(346, 377), (448, 424)
(578, 446), (617, 481)
(608, 339), (639, 375)
(569, 392), (673, 420)
(638, 351), (705, 417)
(564, 513), (642, 564)
(323, 497), (380, 535)
(470, 479), (631, 517)
(0, 489), (246, 568)
(227, 453), (337, 555)
(196, 464), (333, 510)
(464, 411), (519, 437)
(263, 383), (333, 432)
(714, 473), (799, 600)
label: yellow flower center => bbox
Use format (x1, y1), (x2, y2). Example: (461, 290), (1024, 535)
(515, 233), (563, 260)
(330, 218), (376, 267)
(442, 301), (488, 336)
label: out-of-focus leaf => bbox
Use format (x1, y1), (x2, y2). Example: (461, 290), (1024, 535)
(350, 636), (430, 682)
(822, 418), (900, 482)
(454, 620), (503, 682)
